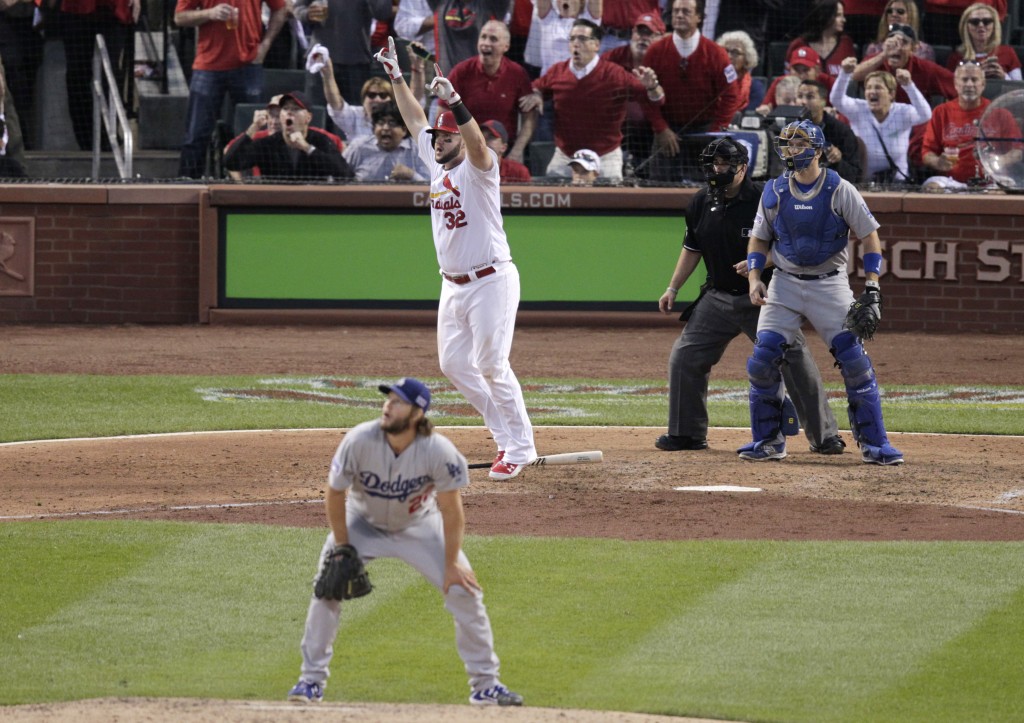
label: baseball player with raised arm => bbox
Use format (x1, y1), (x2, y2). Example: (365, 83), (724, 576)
(286, 377), (523, 707)
(374, 37), (537, 481)
(740, 120), (904, 466)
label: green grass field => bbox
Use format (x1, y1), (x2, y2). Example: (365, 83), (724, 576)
(2, 373), (1024, 721)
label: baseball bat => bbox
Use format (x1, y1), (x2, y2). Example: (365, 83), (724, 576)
(468, 450), (604, 469)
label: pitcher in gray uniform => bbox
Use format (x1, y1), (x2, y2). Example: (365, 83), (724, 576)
(286, 377), (524, 706)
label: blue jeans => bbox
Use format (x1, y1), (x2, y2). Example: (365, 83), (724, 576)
(178, 64), (264, 178)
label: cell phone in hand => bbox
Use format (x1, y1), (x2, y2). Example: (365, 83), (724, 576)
(411, 43), (435, 62)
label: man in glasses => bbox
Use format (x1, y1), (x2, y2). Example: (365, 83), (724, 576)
(522, 18), (666, 181)
(343, 102), (429, 181)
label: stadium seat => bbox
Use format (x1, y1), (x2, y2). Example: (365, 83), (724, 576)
(930, 44), (953, 70)
(231, 103), (327, 137)
(767, 41), (790, 78)
(262, 69), (309, 102)
(527, 141), (556, 177)
(982, 79), (1024, 100)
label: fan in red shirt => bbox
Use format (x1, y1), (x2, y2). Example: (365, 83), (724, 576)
(601, 11), (666, 176)
(442, 20), (537, 164)
(854, 23), (956, 102)
(921, 60), (1020, 184)
(640, 0), (740, 181)
(758, 46), (835, 113)
(598, 0), (659, 53)
(521, 17), (666, 181)
(480, 119), (532, 182)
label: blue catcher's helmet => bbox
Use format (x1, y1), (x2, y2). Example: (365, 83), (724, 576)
(775, 120), (825, 171)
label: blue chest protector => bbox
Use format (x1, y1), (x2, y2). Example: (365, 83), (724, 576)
(762, 169), (849, 267)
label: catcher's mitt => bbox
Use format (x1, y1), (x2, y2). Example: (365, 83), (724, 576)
(314, 544), (372, 601)
(844, 283), (882, 341)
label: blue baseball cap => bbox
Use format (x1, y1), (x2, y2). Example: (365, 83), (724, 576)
(378, 377), (431, 411)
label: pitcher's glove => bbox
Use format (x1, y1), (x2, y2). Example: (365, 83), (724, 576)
(844, 281), (882, 340)
(314, 544), (372, 600)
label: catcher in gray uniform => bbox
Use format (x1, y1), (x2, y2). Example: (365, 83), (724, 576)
(286, 377), (523, 707)
(740, 120), (904, 466)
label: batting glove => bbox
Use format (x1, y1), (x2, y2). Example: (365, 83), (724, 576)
(305, 43), (330, 74)
(429, 65), (462, 105)
(374, 36), (403, 81)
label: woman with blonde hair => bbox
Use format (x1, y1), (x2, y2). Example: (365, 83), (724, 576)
(830, 56), (931, 182)
(945, 2), (1021, 80)
(863, 0), (934, 62)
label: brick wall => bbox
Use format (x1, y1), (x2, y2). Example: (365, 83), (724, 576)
(0, 187), (201, 324)
(1, 185), (1022, 331)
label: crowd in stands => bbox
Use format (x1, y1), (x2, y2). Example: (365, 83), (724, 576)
(0, 0), (1021, 188)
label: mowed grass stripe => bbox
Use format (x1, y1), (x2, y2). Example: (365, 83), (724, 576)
(4, 524), (1024, 722)
(847, 581), (1024, 723)
(570, 542), (1024, 722)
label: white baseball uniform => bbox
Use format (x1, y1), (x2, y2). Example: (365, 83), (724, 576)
(295, 420), (503, 693)
(416, 128), (536, 465)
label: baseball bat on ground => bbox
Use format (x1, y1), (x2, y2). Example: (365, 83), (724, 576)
(468, 450), (604, 469)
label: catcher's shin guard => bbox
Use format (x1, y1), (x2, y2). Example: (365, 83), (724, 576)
(746, 331), (787, 444)
(831, 331), (891, 448)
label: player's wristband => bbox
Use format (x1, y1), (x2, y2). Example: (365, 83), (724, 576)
(863, 252), (883, 275)
(449, 100), (472, 125)
(747, 252), (767, 271)
(666, 286), (678, 295)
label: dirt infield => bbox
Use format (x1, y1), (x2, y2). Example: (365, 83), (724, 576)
(2, 324), (1024, 721)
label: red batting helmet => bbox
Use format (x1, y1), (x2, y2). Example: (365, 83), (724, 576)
(427, 111), (461, 136)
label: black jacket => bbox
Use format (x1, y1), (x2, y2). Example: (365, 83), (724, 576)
(225, 131), (353, 181)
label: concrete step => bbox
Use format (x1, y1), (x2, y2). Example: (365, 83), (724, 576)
(134, 31), (190, 151)
(23, 150), (183, 180)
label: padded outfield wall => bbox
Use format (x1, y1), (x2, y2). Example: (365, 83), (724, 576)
(0, 184), (1021, 332)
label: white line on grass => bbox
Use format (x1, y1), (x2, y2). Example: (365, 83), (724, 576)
(3, 426), (1022, 448)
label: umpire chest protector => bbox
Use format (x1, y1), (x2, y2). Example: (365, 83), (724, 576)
(762, 169), (849, 267)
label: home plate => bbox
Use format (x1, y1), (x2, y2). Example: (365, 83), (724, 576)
(674, 485), (763, 492)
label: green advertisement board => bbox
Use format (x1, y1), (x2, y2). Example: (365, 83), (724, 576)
(220, 209), (703, 310)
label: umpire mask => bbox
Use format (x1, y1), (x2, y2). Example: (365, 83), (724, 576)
(700, 137), (748, 191)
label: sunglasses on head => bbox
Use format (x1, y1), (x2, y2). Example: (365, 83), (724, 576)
(967, 17), (994, 26)
(365, 91), (391, 100)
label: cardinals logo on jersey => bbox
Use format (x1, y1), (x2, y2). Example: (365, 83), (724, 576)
(443, 4), (476, 30)
(442, 173), (461, 197)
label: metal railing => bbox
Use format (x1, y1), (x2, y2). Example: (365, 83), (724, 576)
(92, 34), (134, 180)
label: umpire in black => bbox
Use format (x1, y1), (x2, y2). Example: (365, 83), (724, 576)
(656, 136), (844, 454)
